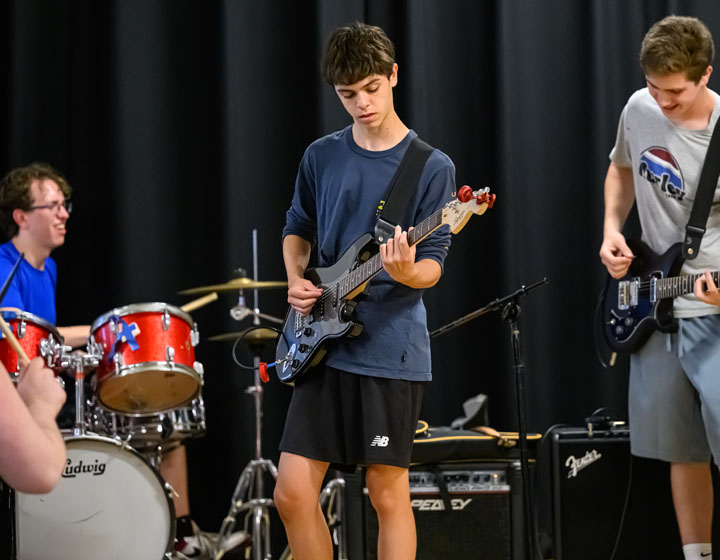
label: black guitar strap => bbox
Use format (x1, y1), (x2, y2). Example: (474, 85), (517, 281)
(683, 114), (720, 259)
(374, 137), (433, 244)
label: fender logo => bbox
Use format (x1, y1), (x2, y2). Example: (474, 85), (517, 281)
(565, 450), (602, 479)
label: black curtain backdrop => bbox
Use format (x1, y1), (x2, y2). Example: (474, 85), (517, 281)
(3, 0), (719, 547)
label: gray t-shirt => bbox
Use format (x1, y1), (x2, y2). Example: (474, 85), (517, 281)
(610, 87), (720, 318)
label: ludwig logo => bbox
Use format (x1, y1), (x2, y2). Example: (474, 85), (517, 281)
(370, 435), (389, 447)
(565, 450), (602, 479)
(62, 458), (107, 478)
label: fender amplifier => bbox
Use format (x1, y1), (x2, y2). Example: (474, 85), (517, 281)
(551, 427), (681, 560)
(353, 461), (527, 560)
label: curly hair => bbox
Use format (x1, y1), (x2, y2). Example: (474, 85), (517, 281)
(322, 22), (396, 86)
(640, 16), (715, 83)
(0, 162), (72, 238)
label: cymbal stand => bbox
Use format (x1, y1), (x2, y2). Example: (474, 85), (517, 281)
(214, 229), (279, 560)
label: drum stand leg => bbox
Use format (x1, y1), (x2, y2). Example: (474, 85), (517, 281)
(213, 458), (277, 560)
(213, 351), (277, 560)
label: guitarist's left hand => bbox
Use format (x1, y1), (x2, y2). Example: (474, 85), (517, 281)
(380, 225), (417, 285)
(380, 225), (441, 288)
(695, 271), (720, 306)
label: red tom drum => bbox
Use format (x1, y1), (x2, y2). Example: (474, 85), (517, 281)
(90, 302), (203, 415)
(0, 310), (63, 375)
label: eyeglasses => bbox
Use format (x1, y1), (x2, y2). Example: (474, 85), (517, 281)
(26, 201), (73, 215)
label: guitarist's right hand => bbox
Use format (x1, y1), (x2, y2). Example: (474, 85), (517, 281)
(287, 278), (324, 316)
(600, 231), (634, 279)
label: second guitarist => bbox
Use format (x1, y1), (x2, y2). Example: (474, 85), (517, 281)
(274, 23), (455, 560)
(599, 16), (720, 560)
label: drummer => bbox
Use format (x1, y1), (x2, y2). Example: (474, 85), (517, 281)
(0, 163), (213, 556)
(0, 357), (67, 493)
(0, 162), (88, 346)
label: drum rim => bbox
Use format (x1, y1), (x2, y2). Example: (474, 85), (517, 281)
(0, 309), (63, 342)
(90, 302), (195, 334)
(60, 434), (177, 554)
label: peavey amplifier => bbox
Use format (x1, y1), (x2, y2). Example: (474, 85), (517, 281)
(551, 427), (681, 560)
(359, 461), (527, 560)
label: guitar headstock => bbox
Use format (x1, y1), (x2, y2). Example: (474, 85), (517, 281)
(441, 186), (496, 234)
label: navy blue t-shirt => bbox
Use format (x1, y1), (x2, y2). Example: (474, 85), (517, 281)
(0, 241), (57, 324)
(283, 127), (456, 381)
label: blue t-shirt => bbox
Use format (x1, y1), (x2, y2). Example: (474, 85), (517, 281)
(0, 241), (57, 324)
(283, 127), (456, 381)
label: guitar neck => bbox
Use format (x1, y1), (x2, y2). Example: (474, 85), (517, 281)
(657, 271), (720, 299)
(336, 209), (444, 299)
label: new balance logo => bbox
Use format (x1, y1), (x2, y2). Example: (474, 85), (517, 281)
(370, 435), (389, 447)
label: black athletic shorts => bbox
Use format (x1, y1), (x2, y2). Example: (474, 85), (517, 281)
(279, 365), (426, 471)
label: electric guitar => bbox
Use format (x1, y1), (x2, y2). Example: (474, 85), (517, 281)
(601, 238), (720, 352)
(275, 186), (496, 383)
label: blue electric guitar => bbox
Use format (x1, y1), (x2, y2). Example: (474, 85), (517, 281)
(275, 186), (495, 383)
(602, 239), (720, 352)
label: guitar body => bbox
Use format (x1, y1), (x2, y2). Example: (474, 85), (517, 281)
(275, 234), (376, 384)
(602, 240), (683, 353)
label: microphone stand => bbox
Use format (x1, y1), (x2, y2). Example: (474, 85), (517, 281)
(430, 277), (548, 560)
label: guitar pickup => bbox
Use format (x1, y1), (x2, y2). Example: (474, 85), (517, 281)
(617, 278), (640, 309)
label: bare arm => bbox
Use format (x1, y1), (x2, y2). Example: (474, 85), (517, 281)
(380, 225), (442, 288)
(283, 234), (323, 315)
(0, 358), (66, 493)
(599, 163), (636, 279)
(58, 325), (91, 349)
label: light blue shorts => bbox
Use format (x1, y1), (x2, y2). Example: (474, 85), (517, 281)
(629, 314), (720, 464)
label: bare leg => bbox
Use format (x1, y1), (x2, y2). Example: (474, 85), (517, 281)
(161, 445), (190, 517)
(671, 462), (713, 545)
(366, 464), (416, 560)
(274, 452), (332, 560)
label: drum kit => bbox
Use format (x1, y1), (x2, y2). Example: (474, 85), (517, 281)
(2, 233), (289, 560)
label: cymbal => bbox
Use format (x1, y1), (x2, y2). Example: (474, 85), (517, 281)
(208, 328), (278, 344)
(179, 277), (287, 296)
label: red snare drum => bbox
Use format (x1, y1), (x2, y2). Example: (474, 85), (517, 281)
(90, 303), (203, 415)
(0, 310), (63, 375)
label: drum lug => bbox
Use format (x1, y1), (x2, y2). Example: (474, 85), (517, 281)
(165, 481), (180, 500)
(193, 361), (204, 380)
(17, 318), (26, 338)
(191, 324), (200, 347)
(109, 316), (119, 334)
(162, 309), (171, 331)
(113, 352), (124, 373)
(166, 346), (175, 363)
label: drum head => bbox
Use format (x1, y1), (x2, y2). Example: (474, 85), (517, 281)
(15, 436), (174, 560)
(96, 364), (200, 414)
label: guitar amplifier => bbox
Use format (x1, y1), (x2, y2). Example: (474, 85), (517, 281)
(348, 461), (527, 560)
(551, 427), (682, 560)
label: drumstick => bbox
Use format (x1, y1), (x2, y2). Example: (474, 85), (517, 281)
(0, 313), (29, 364)
(181, 291), (219, 313)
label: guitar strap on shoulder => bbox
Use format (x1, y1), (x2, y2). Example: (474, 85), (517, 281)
(684, 114), (720, 259)
(374, 137), (433, 244)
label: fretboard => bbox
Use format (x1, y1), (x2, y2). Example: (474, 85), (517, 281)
(336, 208), (444, 299)
(655, 271), (720, 299)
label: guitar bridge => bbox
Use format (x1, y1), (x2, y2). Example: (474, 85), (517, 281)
(617, 279), (640, 310)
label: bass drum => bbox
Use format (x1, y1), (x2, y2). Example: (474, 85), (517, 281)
(13, 435), (174, 560)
